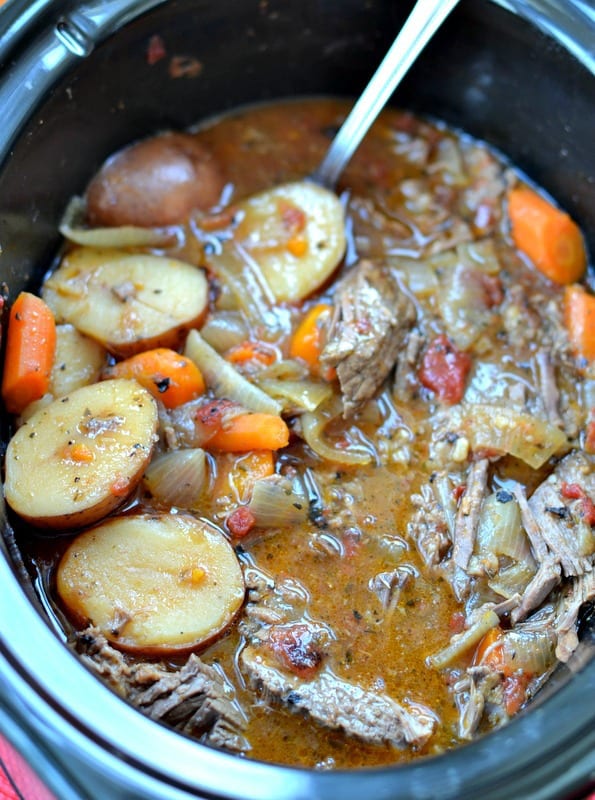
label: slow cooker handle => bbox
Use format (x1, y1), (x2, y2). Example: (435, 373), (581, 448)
(0, 0), (167, 159)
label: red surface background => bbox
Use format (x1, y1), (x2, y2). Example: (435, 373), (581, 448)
(0, 736), (55, 800)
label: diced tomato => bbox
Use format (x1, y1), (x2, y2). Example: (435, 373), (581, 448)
(453, 484), (466, 503)
(418, 334), (472, 404)
(193, 398), (238, 444)
(503, 672), (531, 716)
(448, 611), (466, 633)
(267, 623), (323, 679)
(560, 482), (584, 500)
(581, 497), (595, 526)
(227, 506), (256, 538)
(559, 482), (595, 526)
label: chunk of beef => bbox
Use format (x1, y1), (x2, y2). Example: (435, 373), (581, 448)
(76, 627), (248, 753)
(453, 666), (503, 740)
(453, 458), (489, 571)
(240, 646), (435, 748)
(320, 259), (416, 417)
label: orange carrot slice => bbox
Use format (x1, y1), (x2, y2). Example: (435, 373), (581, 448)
(564, 283), (595, 362)
(104, 347), (205, 408)
(208, 413), (289, 452)
(1, 292), (57, 414)
(508, 186), (586, 285)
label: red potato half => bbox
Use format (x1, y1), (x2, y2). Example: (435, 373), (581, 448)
(57, 513), (246, 655)
(4, 379), (158, 530)
(85, 133), (225, 227)
(42, 247), (208, 357)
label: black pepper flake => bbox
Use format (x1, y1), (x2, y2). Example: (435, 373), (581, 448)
(353, 609), (362, 621)
(154, 377), (170, 393)
(293, 502), (303, 510)
(545, 505), (570, 519)
(496, 489), (514, 503)
(286, 691), (302, 706)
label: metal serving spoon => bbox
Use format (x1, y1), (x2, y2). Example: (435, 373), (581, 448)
(312, 0), (461, 189)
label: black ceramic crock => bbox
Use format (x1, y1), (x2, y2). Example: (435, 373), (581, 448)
(0, 1), (594, 798)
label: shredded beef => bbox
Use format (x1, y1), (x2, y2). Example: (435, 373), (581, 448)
(454, 666), (503, 740)
(75, 627), (248, 753)
(452, 458), (489, 570)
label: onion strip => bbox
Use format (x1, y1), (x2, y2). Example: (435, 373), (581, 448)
(248, 475), (309, 528)
(142, 448), (207, 510)
(60, 197), (176, 248)
(257, 378), (332, 413)
(427, 609), (500, 669)
(185, 330), (282, 415)
(301, 399), (372, 466)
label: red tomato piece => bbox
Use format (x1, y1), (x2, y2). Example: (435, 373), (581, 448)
(227, 506), (256, 538)
(418, 334), (472, 404)
(267, 623), (323, 679)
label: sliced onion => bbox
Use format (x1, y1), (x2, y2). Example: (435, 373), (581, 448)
(301, 398), (373, 466)
(199, 312), (249, 353)
(488, 561), (536, 599)
(247, 475), (309, 528)
(457, 239), (500, 275)
(185, 329), (282, 415)
(501, 627), (556, 674)
(439, 262), (492, 350)
(387, 256), (439, 297)
(257, 378), (332, 414)
(462, 404), (567, 469)
(427, 609), (500, 669)
(427, 137), (466, 184)
(257, 358), (309, 382)
(142, 448), (207, 510)
(476, 493), (535, 565)
(60, 197), (176, 248)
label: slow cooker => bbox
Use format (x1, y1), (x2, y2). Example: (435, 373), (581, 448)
(0, 1), (594, 798)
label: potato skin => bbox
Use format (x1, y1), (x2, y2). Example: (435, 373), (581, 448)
(4, 379), (158, 530)
(86, 133), (225, 227)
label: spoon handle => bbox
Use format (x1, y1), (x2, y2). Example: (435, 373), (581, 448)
(312, 0), (461, 188)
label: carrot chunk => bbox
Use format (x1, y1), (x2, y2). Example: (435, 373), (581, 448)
(508, 186), (586, 285)
(225, 341), (276, 367)
(104, 348), (205, 408)
(564, 284), (595, 362)
(208, 413), (289, 452)
(1, 292), (57, 414)
(289, 303), (333, 377)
